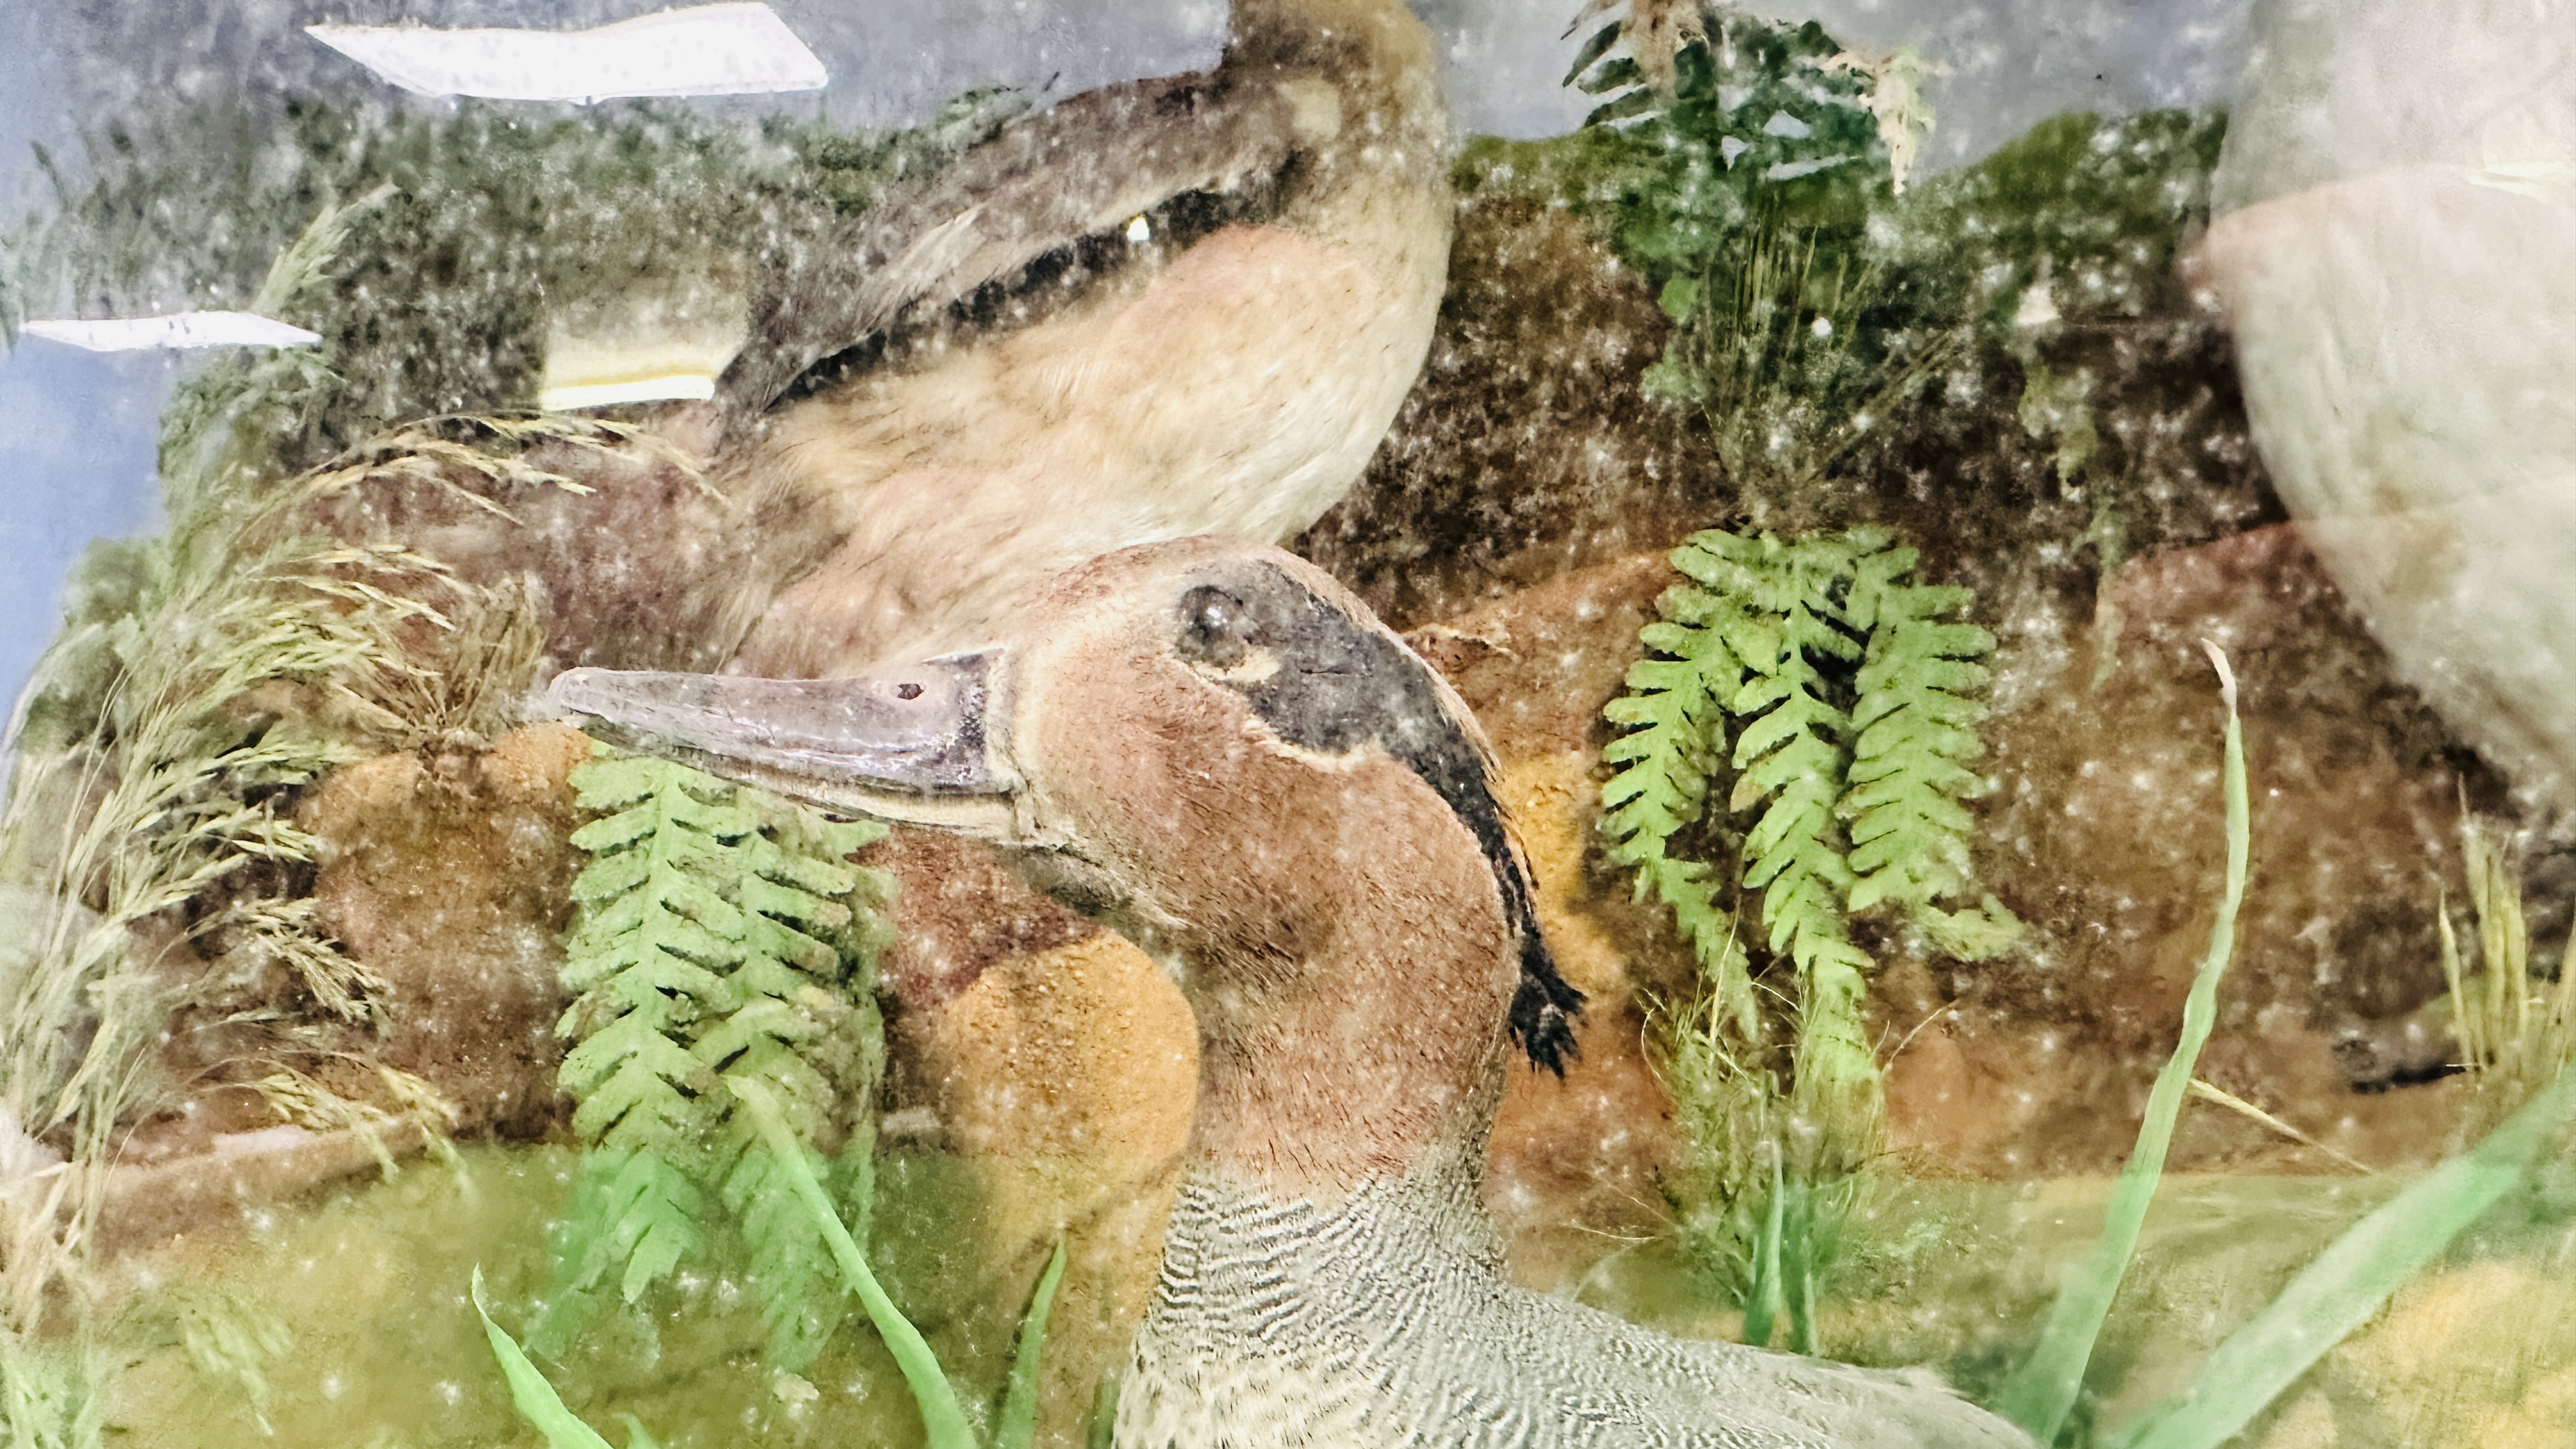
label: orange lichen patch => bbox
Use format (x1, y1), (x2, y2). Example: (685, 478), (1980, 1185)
(299, 722), (592, 1140)
(893, 930), (1197, 1445)
(2244, 1257), (2576, 1449)
(905, 931), (1197, 1193)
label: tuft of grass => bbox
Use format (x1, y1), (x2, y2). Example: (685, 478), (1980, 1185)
(1988, 642), (2248, 1445)
(2440, 818), (2576, 1120)
(2103, 1061), (2576, 1449)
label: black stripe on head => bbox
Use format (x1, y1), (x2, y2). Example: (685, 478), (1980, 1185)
(1173, 566), (1586, 1075)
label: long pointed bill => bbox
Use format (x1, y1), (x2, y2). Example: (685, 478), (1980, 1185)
(544, 652), (1023, 836)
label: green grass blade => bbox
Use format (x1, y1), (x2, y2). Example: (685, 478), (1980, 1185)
(470, 1268), (617, 1449)
(995, 1239), (1071, 1449)
(1989, 644), (2250, 1444)
(730, 1077), (977, 1449)
(2106, 1062), (2576, 1449)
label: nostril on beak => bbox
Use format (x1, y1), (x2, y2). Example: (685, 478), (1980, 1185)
(895, 682), (923, 700)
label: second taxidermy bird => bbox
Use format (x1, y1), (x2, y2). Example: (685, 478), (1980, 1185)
(303, 0), (1451, 688)
(705, 0), (1453, 677)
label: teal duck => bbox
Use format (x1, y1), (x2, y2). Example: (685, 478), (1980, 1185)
(548, 537), (2032, 1449)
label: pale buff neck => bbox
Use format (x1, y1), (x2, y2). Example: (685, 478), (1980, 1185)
(1227, 0), (1439, 84)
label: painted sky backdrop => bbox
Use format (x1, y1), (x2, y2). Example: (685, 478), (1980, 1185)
(0, 0), (2255, 710)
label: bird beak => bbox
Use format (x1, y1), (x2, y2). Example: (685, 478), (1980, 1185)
(543, 651), (1027, 838)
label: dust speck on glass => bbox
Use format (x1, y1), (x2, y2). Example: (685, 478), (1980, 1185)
(0, 1), (2568, 1446)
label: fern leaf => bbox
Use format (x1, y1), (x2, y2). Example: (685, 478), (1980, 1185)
(560, 1008), (694, 1097)
(1600, 586), (1742, 870)
(1644, 855), (1765, 1041)
(1840, 568), (2022, 956)
(549, 746), (893, 1372)
(691, 999), (827, 1072)
(705, 1029), (843, 1370)
(1600, 577), (1763, 1038)
(537, 1148), (708, 1335)
(1786, 932), (1880, 1145)
(569, 1051), (705, 1154)
(602, 1151), (708, 1303)
(725, 1143), (849, 1370)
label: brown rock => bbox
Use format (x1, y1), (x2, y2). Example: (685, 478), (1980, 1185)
(885, 931), (1197, 1446)
(300, 722), (592, 1140)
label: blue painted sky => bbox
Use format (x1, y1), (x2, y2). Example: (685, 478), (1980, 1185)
(0, 0), (2255, 712)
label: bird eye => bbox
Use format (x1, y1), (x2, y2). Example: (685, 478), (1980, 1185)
(1176, 585), (1252, 670)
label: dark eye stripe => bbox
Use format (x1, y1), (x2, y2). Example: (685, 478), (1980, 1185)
(1177, 565), (1586, 1073)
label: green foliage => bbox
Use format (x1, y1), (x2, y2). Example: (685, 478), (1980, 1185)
(539, 748), (890, 1375)
(1896, 109), (2228, 332)
(1605, 525), (2015, 1331)
(0, 481), (537, 1324)
(1991, 648), (2247, 1444)
(1975, 654), (2576, 1449)
(1529, 7), (2225, 529)
(4, 89), (1023, 468)
(1565, 6), (1951, 494)
(2439, 819), (2576, 1124)
(0, 1329), (104, 1449)
(730, 1075), (975, 1449)
(489, 1085), (1073, 1449)
(1652, 983), (1857, 1354)
(997, 1241), (1071, 1449)
(2106, 1062), (2576, 1449)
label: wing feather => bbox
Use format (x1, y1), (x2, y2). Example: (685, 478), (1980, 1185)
(716, 70), (1319, 424)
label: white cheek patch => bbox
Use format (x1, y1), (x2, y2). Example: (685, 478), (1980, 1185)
(1235, 709), (1372, 774)
(1199, 645), (1283, 687)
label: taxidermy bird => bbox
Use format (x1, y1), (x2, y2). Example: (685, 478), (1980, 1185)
(307, 0), (1449, 689)
(2191, 0), (2575, 814)
(547, 538), (2032, 1449)
(700, 0), (1453, 677)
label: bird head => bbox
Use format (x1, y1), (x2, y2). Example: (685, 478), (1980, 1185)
(546, 537), (1581, 1075)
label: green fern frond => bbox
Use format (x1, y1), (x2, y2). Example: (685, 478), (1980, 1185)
(1842, 562), (2024, 956)
(722, 1142), (847, 1369)
(1601, 581), (1763, 1039)
(532, 1147), (709, 1358)
(1709, 534), (1875, 1129)
(1604, 523), (2015, 1291)
(546, 746), (889, 1373)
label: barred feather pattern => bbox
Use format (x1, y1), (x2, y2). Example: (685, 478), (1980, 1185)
(1117, 1158), (2030, 1449)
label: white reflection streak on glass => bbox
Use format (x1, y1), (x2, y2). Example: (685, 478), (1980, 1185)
(305, 3), (829, 103)
(20, 312), (322, 351)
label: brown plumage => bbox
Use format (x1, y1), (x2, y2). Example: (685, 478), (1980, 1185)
(707, 0), (1453, 674)
(544, 538), (2030, 1448)
(302, 0), (1450, 691)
